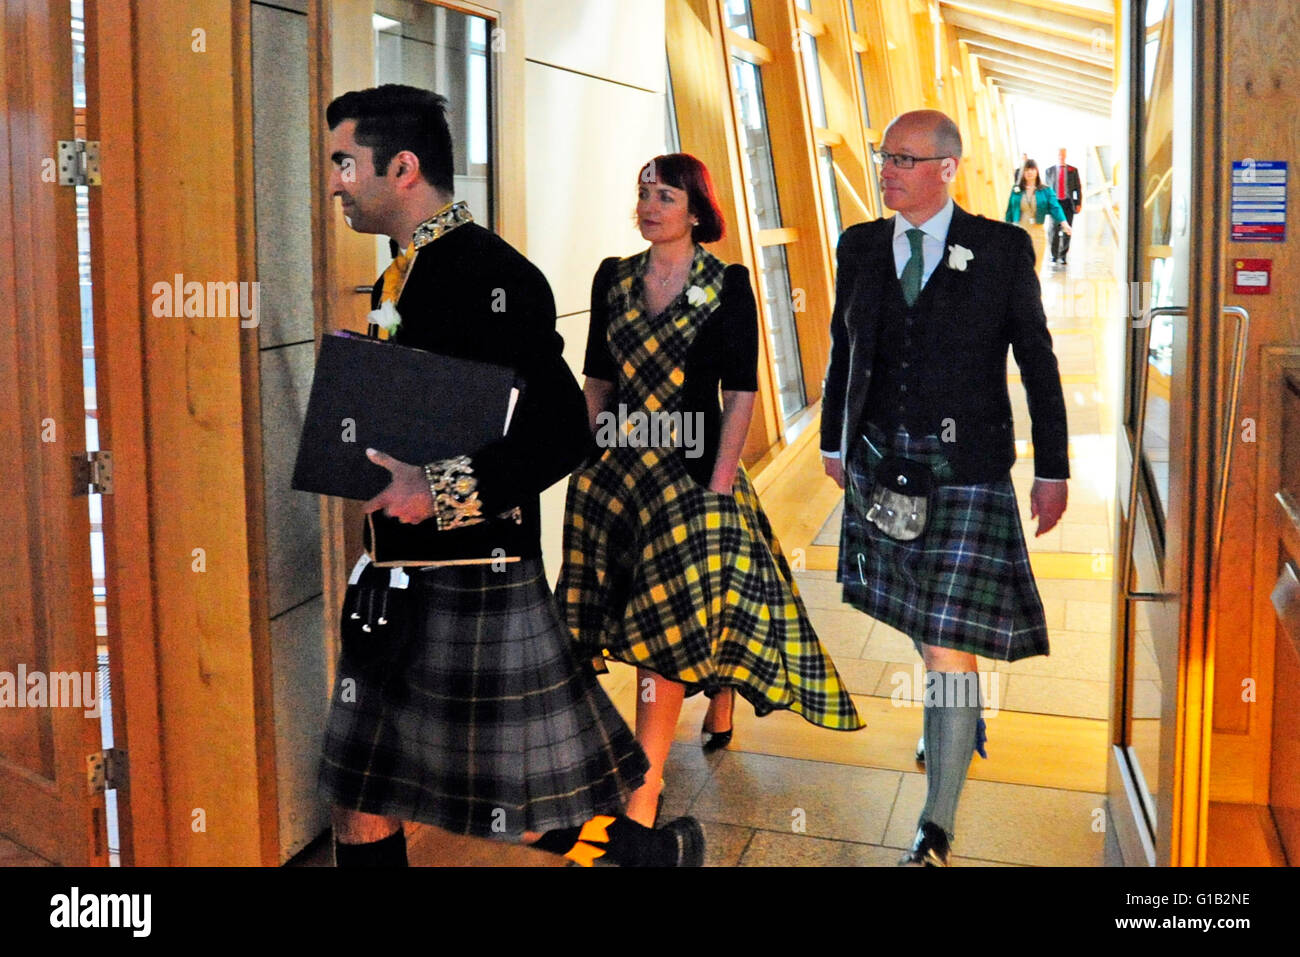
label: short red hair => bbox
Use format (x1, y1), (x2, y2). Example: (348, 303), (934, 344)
(637, 153), (726, 243)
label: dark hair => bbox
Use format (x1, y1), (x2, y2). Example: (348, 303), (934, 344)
(1016, 159), (1040, 193)
(637, 153), (726, 243)
(326, 84), (454, 193)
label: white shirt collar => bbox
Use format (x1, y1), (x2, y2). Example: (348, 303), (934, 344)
(892, 197), (955, 245)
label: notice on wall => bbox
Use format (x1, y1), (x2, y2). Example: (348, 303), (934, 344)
(1231, 160), (1287, 242)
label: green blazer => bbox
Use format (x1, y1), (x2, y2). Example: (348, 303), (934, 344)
(1004, 185), (1068, 226)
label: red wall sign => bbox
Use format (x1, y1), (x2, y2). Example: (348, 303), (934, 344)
(1233, 258), (1271, 295)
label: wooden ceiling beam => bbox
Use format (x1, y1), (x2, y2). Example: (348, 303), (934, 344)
(970, 51), (1114, 96)
(990, 77), (1111, 114)
(939, 0), (1113, 46)
(941, 8), (1111, 66)
(958, 34), (1112, 81)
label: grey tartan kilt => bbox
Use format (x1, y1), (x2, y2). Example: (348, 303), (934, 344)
(318, 558), (649, 840)
(838, 426), (1050, 662)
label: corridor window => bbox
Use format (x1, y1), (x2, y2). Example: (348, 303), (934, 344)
(731, 55), (806, 420)
(799, 30), (843, 242)
(723, 0), (755, 39)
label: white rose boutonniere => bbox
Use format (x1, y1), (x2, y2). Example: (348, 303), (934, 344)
(367, 300), (402, 335)
(947, 244), (974, 272)
(686, 285), (707, 307)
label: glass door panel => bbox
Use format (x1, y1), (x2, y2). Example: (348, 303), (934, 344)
(372, 1), (494, 272)
(1117, 0), (1194, 856)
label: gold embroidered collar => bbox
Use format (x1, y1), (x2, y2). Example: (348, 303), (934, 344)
(412, 201), (474, 249)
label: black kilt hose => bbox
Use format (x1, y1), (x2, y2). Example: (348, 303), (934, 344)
(319, 559), (649, 840)
(839, 424), (1050, 661)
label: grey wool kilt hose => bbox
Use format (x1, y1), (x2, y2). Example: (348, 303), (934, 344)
(318, 558), (649, 840)
(838, 425), (1051, 663)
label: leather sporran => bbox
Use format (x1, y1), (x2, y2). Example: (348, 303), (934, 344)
(865, 454), (934, 541)
(340, 554), (413, 670)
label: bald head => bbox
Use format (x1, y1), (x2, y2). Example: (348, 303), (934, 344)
(878, 110), (963, 222)
(884, 110), (963, 159)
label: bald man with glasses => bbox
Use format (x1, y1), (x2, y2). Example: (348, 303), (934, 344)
(822, 110), (1069, 866)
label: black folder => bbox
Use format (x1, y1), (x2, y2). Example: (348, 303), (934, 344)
(291, 331), (519, 501)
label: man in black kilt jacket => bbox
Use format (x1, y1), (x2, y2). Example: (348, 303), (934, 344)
(821, 110), (1070, 866)
(318, 85), (703, 867)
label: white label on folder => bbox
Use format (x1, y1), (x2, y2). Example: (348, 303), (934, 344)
(504, 387), (520, 435)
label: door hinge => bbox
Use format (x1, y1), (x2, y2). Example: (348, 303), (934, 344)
(72, 450), (114, 495)
(86, 748), (127, 795)
(57, 139), (102, 186)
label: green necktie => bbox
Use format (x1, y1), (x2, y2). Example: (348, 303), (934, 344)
(901, 227), (925, 307)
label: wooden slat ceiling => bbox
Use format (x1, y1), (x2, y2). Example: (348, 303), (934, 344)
(939, 0), (1116, 116)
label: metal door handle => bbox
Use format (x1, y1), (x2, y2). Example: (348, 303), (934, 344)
(1122, 305), (1185, 602)
(354, 285), (375, 294)
(1214, 306), (1250, 560)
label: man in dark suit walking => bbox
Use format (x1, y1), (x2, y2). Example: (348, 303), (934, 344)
(1044, 147), (1082, 264)
(318, 84), (703, 868)
(821, 110), (1069, 866)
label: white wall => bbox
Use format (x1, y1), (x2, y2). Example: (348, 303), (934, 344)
(520, 0), (667, 577)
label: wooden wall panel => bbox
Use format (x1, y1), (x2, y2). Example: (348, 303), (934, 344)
(85, 0), (169, 867)
(1210, 0), (1300, 805)
(120, 0), (271, 864)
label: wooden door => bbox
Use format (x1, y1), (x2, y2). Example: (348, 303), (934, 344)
(0, 0), (109, 866)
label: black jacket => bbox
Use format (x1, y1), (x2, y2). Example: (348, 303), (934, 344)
(370, 221), (589, 560)
(820, 203), (1069, 483)
(1043, 164), (1082, 211)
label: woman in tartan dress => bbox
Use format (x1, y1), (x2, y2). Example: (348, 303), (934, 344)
(556, 154), (862, 826)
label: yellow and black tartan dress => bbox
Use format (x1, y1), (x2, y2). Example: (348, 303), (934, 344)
(555, 247), (862, 731)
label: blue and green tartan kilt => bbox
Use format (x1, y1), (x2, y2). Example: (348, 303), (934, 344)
(318, 558), (649, 840)
(838, 425), (1050, 662)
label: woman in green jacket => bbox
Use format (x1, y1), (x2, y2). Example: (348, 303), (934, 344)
(1005, 159), (1072, 270)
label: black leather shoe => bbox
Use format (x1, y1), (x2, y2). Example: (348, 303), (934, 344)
(898, 822), (951, 867)
(662, 816), (706, 867)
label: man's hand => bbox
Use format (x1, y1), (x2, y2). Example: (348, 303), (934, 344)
(362, 448), (435, 524)
(1029, 479), (1068, 537)
(823, 455), (845, 490)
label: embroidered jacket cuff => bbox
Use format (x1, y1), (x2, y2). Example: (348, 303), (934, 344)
(423, 455), (487, 531)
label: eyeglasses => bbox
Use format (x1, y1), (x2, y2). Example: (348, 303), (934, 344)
(872, 149), (952, 170)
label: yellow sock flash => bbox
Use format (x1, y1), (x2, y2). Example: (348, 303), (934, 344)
(563, 841), (606, 867)
(578, 815), (616, 844)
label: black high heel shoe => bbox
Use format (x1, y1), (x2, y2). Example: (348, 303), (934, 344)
(701, 688), (734, 753)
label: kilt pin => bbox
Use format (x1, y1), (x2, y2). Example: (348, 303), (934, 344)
(556, 248), (862, 731)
